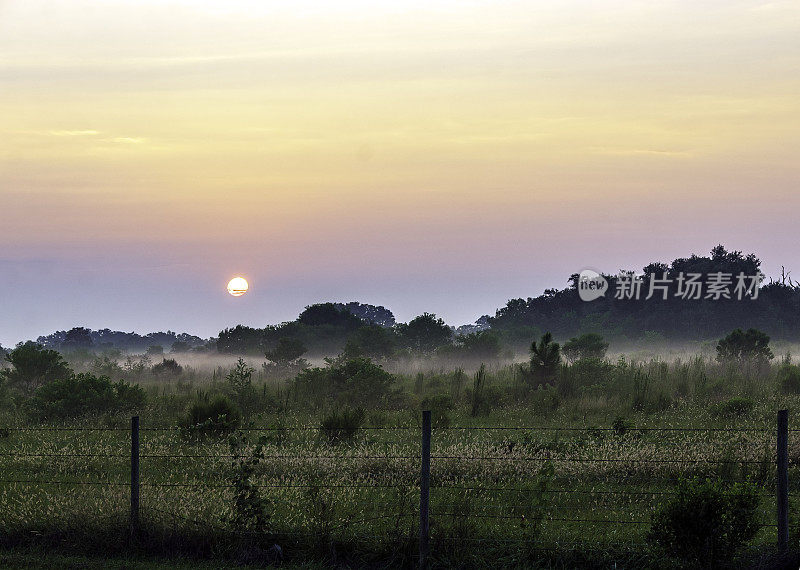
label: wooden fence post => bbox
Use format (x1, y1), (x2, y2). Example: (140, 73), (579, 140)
(777, 409), (789, 552)
(130, 415), (140, 539)
(420, 410), (431, 569)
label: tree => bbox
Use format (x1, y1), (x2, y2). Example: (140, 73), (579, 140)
(716, 328), (773, 365)
(529, 333), (561, 387)
(152, 358), (183, 377)
(265, 337), (307, 366)
(27, 373), (145, 420)
(397, 313), (453, 353)
(146, 345), (164, 356)
(454, 331), (502, 361)
(562, 333), (609, 363)
(297, 303), (362, 330)
(1, 342), (73, 395)
(344, 325), (396, 360)
(170, 341), (190, 353)
(60, 327), (93, 352)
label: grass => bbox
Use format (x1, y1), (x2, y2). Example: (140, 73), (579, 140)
(1, 353), (799, 567)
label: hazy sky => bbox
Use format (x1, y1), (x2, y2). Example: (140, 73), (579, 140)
(1, 0), (799, 347)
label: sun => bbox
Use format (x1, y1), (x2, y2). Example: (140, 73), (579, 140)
(227, 277), (249, 297)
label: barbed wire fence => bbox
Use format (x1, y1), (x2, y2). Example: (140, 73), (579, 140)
(0, 410), (793, 567)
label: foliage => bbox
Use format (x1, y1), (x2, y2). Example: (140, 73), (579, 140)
(152, 358), (183, 377)
(343, 325), (396, 360)
(562, 333), (609, 363)
(146, 345), (164, 356)
(170, 341), (190, 353)
(612, 416), (635, 436)
(332, 302), (396, 327)
(226, 358), (254, 393)
(470, 364), (489, 417)
(319, 407), (365, 443)
(27, 373), (145, 420)
(440, 331), (502, 362)
(777, 362), (800, 394)
(711, 397), (754, 418)
(292, 358), (396, 407)
(298, 303), (362, 330)
(716, 328), (774, 365)
(264, 337), (307, 366)
(1, 342), (73, 396)
(529, 333), (561, 387)
(420, 393), (454, 428)
(488, 246), (800, 342)
(647, 477), (760, 567)
(396, 313), (453, 354)
(60, 327), (94, 351)
(90, 355), (123, 377)
(179, 395), (241, 439)
(225, 431), (271, 532)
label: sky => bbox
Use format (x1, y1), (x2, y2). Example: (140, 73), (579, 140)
(1, 0), (799, 347)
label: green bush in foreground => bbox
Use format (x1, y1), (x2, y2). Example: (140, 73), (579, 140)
(27, 373), (145, 420)
(319, 407), (365, 443)
(179, 395), (241, 439)
(648, 477), (760, 568)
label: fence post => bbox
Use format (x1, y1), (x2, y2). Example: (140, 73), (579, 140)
(419, 410), (431, 569)
(777, 409), (788, 553)
(130, 415), (140, 539)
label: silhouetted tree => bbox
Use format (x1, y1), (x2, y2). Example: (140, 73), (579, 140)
(61, 327), (93, 351)
(397, 313), (453, 353)
(265, 337), (307, 366)
(716, 328), (774, 365)
(529, 333), (561, 387)
(344, 325), (397, 360)
(562, 333), (609, 363)
(1, 342), (73, 395)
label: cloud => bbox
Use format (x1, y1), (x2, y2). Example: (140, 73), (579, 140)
(47, 130), (100, 136)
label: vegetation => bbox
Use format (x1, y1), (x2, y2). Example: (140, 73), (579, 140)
(26, 373), (145, 420)
(179, 395), (241, 439)
(648, 477), (761, 568)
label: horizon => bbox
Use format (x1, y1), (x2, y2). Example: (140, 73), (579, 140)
(3, 1), (799, 348)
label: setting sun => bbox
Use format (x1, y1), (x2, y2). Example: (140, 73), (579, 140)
(226, 277), (248, 297)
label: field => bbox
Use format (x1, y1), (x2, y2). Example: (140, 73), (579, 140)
(1, 351), (800, 568)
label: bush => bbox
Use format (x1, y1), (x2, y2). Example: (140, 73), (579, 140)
(319, 407), (365, 443)
(562, 333), (609, 363)
(179, 395), (241, 439)
(420, 393), (454, 428)
(1, 342), (73, 396)
(292, 358), (395, 407)
(152, 358), (183, 377)
(712, 397), (754, 418)
(648, 477), (760, 567)
(612, 416), (635, 436)
(27, 373), (146, 420)
(778, 363), (800, 394)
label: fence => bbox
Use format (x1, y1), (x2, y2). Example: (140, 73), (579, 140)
(0, 410), (794, 567)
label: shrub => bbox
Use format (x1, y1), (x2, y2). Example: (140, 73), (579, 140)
(612, 416), (635, 436)
(1, 342), (73, 396)
(778, 363), (800, 394)
(319, 407), (365, 443)
(225, 431), (271, 532)
(712, 397), (754, 418)
(152, 358), (183, 377)
(562, 333), (609, 363)
(716, 328), (773, 365)
(420, 393), (454, 428)
(27, 373), (146, 420)
(180, 395), (241, 439)
(648, 477), (760, 567)
(292, 358), (395, 407)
